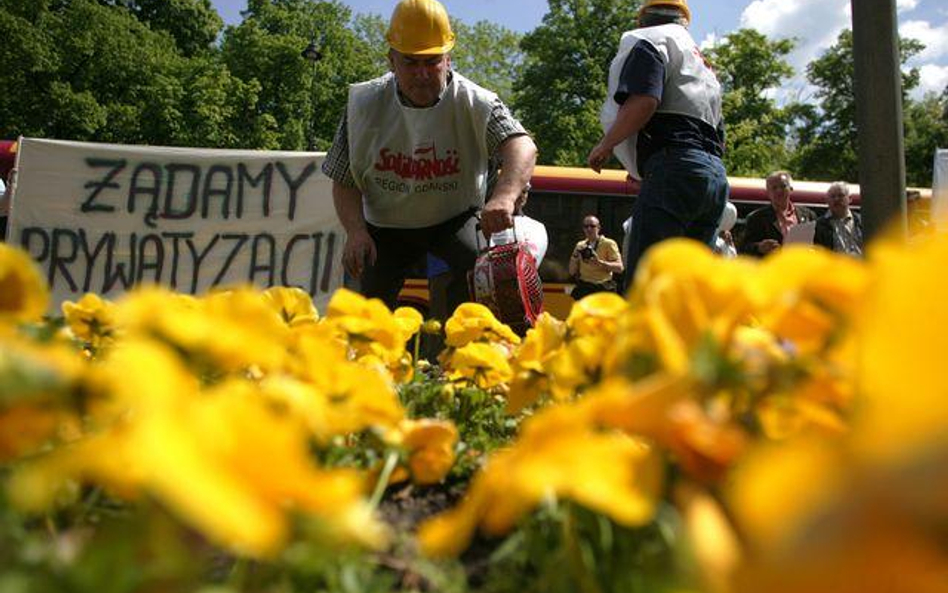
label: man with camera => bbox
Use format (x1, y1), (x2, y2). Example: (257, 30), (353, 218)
(569, 215), (624, 300)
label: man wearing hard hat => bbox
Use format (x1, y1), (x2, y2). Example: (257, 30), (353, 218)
(322, 0), (537, 312)
(588, 0), (727, 283)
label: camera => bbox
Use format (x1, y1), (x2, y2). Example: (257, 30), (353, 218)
(580, 245), (595, 260)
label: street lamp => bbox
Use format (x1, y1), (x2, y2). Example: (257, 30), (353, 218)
(300, 38), (322, 62)
(301, 37), (322, 151)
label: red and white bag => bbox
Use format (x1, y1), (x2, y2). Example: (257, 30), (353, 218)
(468, 223), (544, 336)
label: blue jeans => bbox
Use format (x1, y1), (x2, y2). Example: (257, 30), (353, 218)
(624, 147), (728, 284)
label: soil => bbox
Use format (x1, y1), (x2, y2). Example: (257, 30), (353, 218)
(377, 481), (500, 591)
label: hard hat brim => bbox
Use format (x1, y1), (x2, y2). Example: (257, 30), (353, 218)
(387, 37), (456, 56)
(639, 1), (691, 24)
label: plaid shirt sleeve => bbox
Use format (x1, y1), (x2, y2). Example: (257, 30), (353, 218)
(486, 98), (528, 158)
(321, 114), (357, 188)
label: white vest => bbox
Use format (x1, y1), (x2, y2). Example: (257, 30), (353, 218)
(347, 72), (495, 228)
(601, 24), (723, 179)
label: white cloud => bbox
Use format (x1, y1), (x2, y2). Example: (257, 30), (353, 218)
(739, 0), (850, 104)
(913, 63), (948, 98)
(699, 32), (720, 50)
(740, 0), (849, 68)
(900, 19), (948, 61)
(897, 0), (920, 12)
(738, 0), (948, 104)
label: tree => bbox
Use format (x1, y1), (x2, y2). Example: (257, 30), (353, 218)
(222, 0), (379, 150)
(351, 13), (388, 77)
(116, 0), (224, 57)
(450, 20), (522, 107)
(0, 0), (276, 148)
(903, 90), (948, 187)
(705, 29), (795, 176)
(791, 29), (922, 182)
(0, 0), (182, 142)
(514, 0), (640, 166)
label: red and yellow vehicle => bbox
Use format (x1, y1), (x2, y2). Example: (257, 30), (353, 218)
(398, 165), (933, 319)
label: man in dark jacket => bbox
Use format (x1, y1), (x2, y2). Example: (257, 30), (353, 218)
(814, 181), (863, 256)
(739, 170), (817, 257)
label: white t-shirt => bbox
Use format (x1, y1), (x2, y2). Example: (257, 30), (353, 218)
(457, 214), (548, 265)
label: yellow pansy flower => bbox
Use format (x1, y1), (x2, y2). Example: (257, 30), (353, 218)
(0, 404), (80, 462)
(419, 403), (663, 557)
(285, 332), (405, 436)
(325, 288), (405, 352)
(393, 306), (424, 341)
(444, 303), (520, 348)
(582, 376), (747, 484)
(674, 481), (742, 593)
(851, 232), (948, 464)
(397, 419), (459, 486)
(115, 286), (288, 374)
(263, 286), (319, 327)
(445, 342), (513, 390)
(752, 246), (868, 355)
(542, 335), (607, 402)
(62, 293), (116, 349)
(613, 240), (758, 380)
(630, 240), (756, 339)
(0, 243), (48, 322)
(566, 291), (627, 336)
(0, 333), (87, 406)
(507, 313), (567, 412)
(514, 312), (566, 373)
(11, 340), (385, 557)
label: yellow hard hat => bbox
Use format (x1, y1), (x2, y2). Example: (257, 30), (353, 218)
(639, 0), (691, 24)
(386, 0), (456, 55)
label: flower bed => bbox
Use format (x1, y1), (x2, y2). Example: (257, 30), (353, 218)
(1, 232), (947, 593)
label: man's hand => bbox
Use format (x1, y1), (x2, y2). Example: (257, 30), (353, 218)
(587, 141), (613, 173)
(343, 229), (377, 278)
(481, 194), (516, 235)
(758, 239), (780, 255)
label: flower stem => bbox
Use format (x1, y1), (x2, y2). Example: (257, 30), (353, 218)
(562, 505), (603, 593)
(369, 450), (400, 509)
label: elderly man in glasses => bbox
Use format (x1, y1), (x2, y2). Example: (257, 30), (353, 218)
(814, 181), (863, 256)
(569, 214), (624, 300)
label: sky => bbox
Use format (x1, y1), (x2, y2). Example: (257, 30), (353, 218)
(210, 0), (948, 99)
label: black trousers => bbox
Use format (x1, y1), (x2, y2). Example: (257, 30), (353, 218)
(362, 208), (478, 313)
(571, 278), (617, 301)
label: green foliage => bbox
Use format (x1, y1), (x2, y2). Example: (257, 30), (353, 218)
(111, 0), (224, 56)
(904, 91), (948, 187)
(0, 0), (277, 148)
(450, 20), (523, 107)
(514, 0), (640, 166)
(705, 29), (796, 176)
(399, 377), (519, 478)
(480, 502), (688, 593)
(791, 29), (923, 182)
(351, 13), (389, 78)
(222, 0), (379, 151)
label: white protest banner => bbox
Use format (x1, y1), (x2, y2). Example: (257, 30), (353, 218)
(935, 148), (948, 232)
(8, 138), (343, 313)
